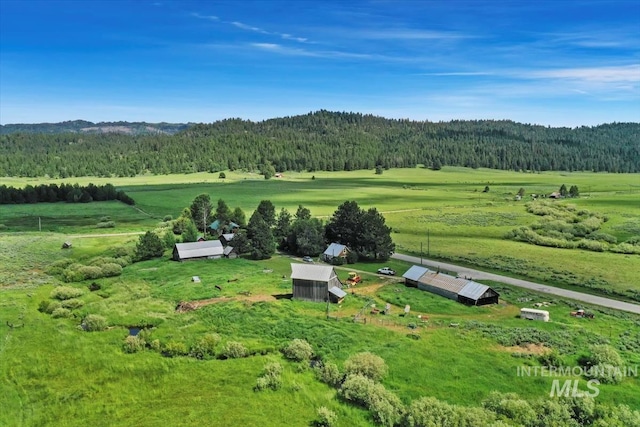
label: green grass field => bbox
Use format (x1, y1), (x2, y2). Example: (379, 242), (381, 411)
(1, 167), (639, 426)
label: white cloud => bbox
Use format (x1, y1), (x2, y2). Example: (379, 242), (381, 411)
(525, 64), (640, 83)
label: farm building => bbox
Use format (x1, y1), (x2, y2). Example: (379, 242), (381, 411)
(173, 240), (224, 261)
(209, 220), (240, 236)
(322, 243), (349, 263)
(401, 266), (499, 306)
(220, 233), (235, 245)
(291, 263), (343, 302)
(223, 245), (237, 259)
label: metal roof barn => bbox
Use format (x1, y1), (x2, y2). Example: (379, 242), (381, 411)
(291, 263), (343, 302)
(173, 240), (224, 261)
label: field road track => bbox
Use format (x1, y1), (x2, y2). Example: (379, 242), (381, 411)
(67, 232), (145, 238)
(391, 253), (640, 315)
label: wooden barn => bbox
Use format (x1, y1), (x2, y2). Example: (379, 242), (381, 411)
(173, 240), (224, 261)
(291, 263), (343, 302)
(402, 265), (499, 306)
(322, 243), (349, 263)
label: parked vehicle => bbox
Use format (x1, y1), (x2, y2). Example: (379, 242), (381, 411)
(377, 267), (396, 275)
(302, 256), (314, 263)
(346, 272), (362, 286)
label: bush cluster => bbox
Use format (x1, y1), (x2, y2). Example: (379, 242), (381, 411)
(254, 362), (283, 391)
(282, 339), (314, 362)
(222, 341), (247, 359)
(315, 407), (338, 427)
(189, 333), (221, 359)
(343, 352), (388, 381)
(123, 335), (146, 354)
(340, 374), (404, 427)
(96, 221), (116, 228)
(314, 361), (342, 387)
(82, 314), (107, 332)
(50, 286), (85, 300)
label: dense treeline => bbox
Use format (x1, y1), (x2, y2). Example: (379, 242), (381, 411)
(0, 183), (134, 205)
(1, 111), (638, 177)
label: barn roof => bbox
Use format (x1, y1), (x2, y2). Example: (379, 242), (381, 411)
(458, 281), (492, 300)
(418, 271), (467, 294)
(174, 240), (223, 259)
(291, 263), (336, 282)
(221, 233), (235, 241)
(329, 286), (347, 299)
(323, 243), (347, 256)
(402, 265), (430, 281)
(223, 245), (234, 256)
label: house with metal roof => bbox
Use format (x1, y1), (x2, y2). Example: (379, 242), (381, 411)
(291, 263), (344, 302)
(173, 240), (224, 261)
(322, 243), (349, 263)
(401, 265), (499, 306)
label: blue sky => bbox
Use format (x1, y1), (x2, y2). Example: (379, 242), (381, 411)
(1, 0), (638, 126)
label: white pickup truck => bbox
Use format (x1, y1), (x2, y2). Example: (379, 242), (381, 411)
(377, 267), (396, 276)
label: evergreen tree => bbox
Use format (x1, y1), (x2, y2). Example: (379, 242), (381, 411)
(274, 208), (292, 250)
(325, 201), (364, 250)
(136, 231), (165, 261)
(559, 184), (568, 197)
(359, 208), (395, 260)
(215, 199), (232, 224)
(230, 230), (250, 255)
(517, 187), (526, 197)
(255, 200), (276, 227)
(569, 185), (580, 198)
(247, 211), (275, 259)
(295, 205), (311, 221)
(230, 207), (246, 227)
(291, 218), (325, 256)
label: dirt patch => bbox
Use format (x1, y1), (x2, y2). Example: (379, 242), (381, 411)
(176, 294), (277, 312)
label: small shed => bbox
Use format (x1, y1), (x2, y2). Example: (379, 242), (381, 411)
(329, 286), (347, 303)
(322, 243), (349, 262)
(61, 241), (72, 249)
(220, 233), (235, 245)
(223, 245), (237, 259)
(173, 240), (224, 261)
(291, 263), (343, 302)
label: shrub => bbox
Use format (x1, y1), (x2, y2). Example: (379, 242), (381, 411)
(189, 333), (221, 359)
(577, 239), (607, 252)
(163, 215), (173, 222)
(222, 341), (247, 359)
(123, 335), (146, 354)
(282, 339), (314, 362)
(254, 362), (283, 391)
(219, 172), (226, 179)
(316, 407), (337, 427)
(38, 300), (62, 314)
(82, 314), (107, 332)
(340, 374), (404, 427)
(51, 307), (73, 318)
(50, 286), (84, 300)
(343, 352), (388, 381)
(96, 221), (116, 228)
(46, 258), (75, 275)
(482, 391), (537, 426)
(586, 344), (623, 366)
(315, 361), (342, 387)
(538, 350), (562, 368)
(330, 256), (346, 266)
(163, 340), (188, 357)
(135, 231), (165, 261)
(78, 265), (104, 280)
(340, 374), (376, 407)
(61, 298), (84, 310)
(88, 282), (101, 291)
(100, 216), (111, 222)
(100, 263), (123, 277)
(346, 251), (359, 264)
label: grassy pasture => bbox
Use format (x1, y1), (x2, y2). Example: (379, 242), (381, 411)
(1, 228), (639, 426)
(3, 167), (639, 299)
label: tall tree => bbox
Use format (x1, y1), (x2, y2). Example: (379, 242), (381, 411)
(290, 218), (325, 256)
(190, 194), (213, 232)
(325, 200), (364, 249)
(136, 231), (165, 261)
(247, 211), (275, 260)
(215, 199), (232, 224)
(255, 200), (276, 228)
(182, 219), (199, 243)
(230, 206), (246, 227)
(295, 205), (311, 221)
(274, 208), (292, 250)
(559, 184), (568, 197)
(569, 185), (580, 198)
(359, 208), (395, 260)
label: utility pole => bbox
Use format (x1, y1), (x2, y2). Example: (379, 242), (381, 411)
(427, 229), (430, 257)
(420, 242), (423, 265)
(39, 217), (41, 232)
(203, 209), (207, 239)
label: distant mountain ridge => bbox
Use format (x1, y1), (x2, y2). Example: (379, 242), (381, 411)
(0, 120), (191, 135)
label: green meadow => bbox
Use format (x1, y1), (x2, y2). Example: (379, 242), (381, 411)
(3, 167), (639, 299)
(1, 167), (639, 426)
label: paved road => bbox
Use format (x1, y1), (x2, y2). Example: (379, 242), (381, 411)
(391, 253), (640, 315)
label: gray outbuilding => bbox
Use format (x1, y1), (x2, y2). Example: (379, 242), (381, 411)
(291, 263), (343, 302)
(173, 240), (224, 261)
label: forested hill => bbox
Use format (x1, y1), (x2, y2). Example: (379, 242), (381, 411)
(0, 120), (189, 135)
(1, 111), (638, 177)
